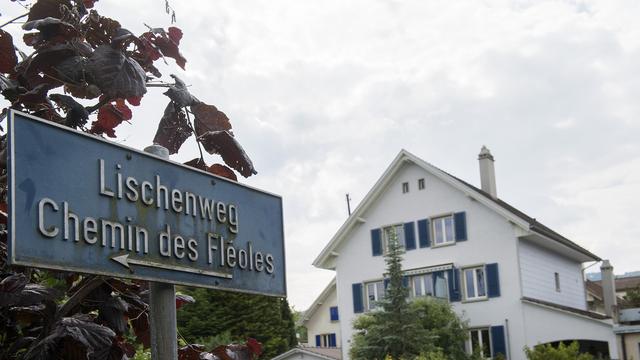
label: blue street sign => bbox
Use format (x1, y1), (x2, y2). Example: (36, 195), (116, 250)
(8, 110), (286, 297)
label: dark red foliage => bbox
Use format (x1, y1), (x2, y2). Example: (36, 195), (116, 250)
(199, 131), (257, 178)
(83, 11), (122, 48)
(141, 26), (186, 69)
(175, 293), (195, 310)
(192, 102), (232, 136)
(153, 102), (192, 154)
(0, 30), (18, 74)
(208, 163), (238, 181)
(91, 99), (132, 137)
(179, 344), (206, 360)
(27, 0), (73, 22)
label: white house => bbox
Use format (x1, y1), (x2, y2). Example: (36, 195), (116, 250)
(308, 148), (618, 360)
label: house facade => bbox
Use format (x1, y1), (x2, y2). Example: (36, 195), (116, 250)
(310, 148), (618, 360)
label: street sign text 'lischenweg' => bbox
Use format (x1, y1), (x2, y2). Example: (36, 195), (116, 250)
(8, 111), (285, 297)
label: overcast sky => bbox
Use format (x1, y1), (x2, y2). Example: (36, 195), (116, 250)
(3, 0), (640, 310)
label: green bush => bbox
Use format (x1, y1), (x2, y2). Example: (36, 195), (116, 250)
(524, 341), (594, 360)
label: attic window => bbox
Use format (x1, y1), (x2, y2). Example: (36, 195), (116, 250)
(418, 178), (425, 190)
(402, 182), (409, 193)
(554, 272), (561, 292)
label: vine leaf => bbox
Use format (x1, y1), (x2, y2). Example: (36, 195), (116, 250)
(27, 0), (73, 22)
(86, 45), (147, 99)
(208, 163), (237, 181)
(0, 30), (18, 74)
(83, 12), (122, 49)
(141, 26), (186, 69)
(49, 93), (89, 128)
(192, 102), (232, 136)
(91, 99), (132, 138)
(163, 74), (196, 107)
(153, 102), (192, 154)
(198, 130), (257, 178)
(24, 314), (115, 360)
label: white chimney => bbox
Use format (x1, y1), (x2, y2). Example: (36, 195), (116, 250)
(478, 146), (497, 198)
(600, 260), (619, 322)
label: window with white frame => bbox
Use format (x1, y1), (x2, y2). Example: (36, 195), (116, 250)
(468, 328), (491, 358)
(433, 271), (449, 299)
(366, 280), (385, 310)
(418, 178), (425, 190)
(463, 266), (487, 300)
(432, 215), (455, 246)
(411, 274), (434, 298)
(402, 182), (409, 193)
(383, 224), (405, 252)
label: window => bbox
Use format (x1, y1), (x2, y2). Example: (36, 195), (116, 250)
(432, 215), (455, 246)
(463, 266), (487, 300)
(411, 274), (434, 297)
(555, 272), (561, 292)
(366, 280), (385, 310)
(418, 178), (425, 190)
(383, 224), (405, 252)
(468, 328), (491, 358)
(402, 182), (409, 193)
(317, 333), (337, 347)
(329, 306), (339, 321)
(410, 273), (449, 299)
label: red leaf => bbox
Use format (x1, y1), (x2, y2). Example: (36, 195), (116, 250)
(207, 163), (237, 181)
(198, 131), (257, 178)
(140, 27), (186, 69)
(0, 30), (18, 74)
(168, 27), (183, 44)
(83, 0), (98, 9)
(86, 45), (147, 99)
(153, 102), (192, 154)
(246, 338), (263, 356)
(179, 344), (206, 360)
(83, 12), (122, 48)
(127, 96), (142, 106)
(175, 293), (195, 310)
(91, 99), (132, 137)
(192, 102), (232, 137)
(27, 0), (73, 21)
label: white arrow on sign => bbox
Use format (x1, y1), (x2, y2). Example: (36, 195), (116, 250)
(110, 254), (233, 279)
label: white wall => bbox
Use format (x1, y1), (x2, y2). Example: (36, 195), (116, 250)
(306, 285), (341, 348)
(518, 239), (587, 310)
(522, 302), (618, 359)
(333, 162), (527, 360)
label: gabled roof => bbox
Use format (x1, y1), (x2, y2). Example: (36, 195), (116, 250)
(271, 346), (342, 360)
(301, 277), (336, 325)
(313, 149), (600, 269)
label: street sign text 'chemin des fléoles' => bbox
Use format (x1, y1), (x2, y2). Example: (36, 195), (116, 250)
(8, 110), (285, 297)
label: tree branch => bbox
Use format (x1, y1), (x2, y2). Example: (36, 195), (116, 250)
(0, 13), (28, 29)
(56, 276), (104, 321)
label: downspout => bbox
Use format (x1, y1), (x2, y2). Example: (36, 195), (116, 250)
(505, 318), (511, 360)
(621, 333), (627, 360)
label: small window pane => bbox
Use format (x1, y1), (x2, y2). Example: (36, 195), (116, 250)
(476, 268), (486, 297)
(444, 216), (454, 242)
(418, 178), (425, 190)
(435, 220), (444, 244)
(376, 282), (385, 301)
(434, 273), (448, 298)
(413, 277), (423, 297)
(424, 274), (434, 296)
(471, 330), (479, 350)
(402, 182), (409, 193)
(481, 329), (491, 357)
(465, 269), (476, 298)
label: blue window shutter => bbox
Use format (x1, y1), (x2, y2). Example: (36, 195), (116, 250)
(352, 283), (364, 313)
(329, 306), (339, 321)
(402, 275), (409, 288)
(404, 222), (416, 250)
(491, 326), (506, 358)
(315, 335), (321, 347)
(329, 333), (337, 347)
(384, 278), (390, 289)
(487, 263), (501, 298)
(454, 212), (467, 241)
(371, 228), (382, 256)
(448, 268), (461, 302)
(417, 219), (430, 248)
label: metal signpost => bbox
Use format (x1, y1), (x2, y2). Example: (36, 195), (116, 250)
(7, 110), (286, 359)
